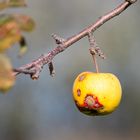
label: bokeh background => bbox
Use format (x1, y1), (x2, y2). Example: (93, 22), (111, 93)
(0, 0), (140, 140)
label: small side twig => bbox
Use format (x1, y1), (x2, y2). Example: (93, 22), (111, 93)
(125, 0), (137, 3)
(88, 32), (105, 58)
(48, 62), (55, 77)
(52, 34), (66, 45)
(13, 0), (137, 79)
(13, 68), (35, 75)
(88, 32), (100, 73)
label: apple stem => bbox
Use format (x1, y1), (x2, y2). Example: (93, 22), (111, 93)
(92, 54), (99, 73)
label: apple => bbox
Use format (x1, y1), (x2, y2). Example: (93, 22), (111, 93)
(73, 72), (122, 116)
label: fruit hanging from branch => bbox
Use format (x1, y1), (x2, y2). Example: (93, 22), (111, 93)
(73, 72), (122, 116)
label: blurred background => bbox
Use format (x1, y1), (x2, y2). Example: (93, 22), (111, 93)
(0, 0), (140, 140)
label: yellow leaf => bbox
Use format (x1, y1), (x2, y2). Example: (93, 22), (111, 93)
(0, 20), (22, 52)
(0, 14), (35, 54)
(0, 1), (8, 10)
(7, 0), (27, 7)
(12, 14), (35, 32)
(0, 54), (15, 93)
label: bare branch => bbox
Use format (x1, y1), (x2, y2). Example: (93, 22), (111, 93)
(13, 0), (137, 78)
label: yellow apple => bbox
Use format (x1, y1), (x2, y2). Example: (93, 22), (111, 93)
(73, 72), (122, 116)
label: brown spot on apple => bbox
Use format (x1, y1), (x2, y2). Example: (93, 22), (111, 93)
(84, 94), (104, 109)
(78, 74), (86, 81)
(77, 89), (81, 96)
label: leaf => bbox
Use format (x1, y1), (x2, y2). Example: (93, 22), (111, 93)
(0, 1), (8, 10)
(0, 0), (26, 10)
(0, 14), (35, 32)
(6, 0), (26, 7)
(12, 14), (35, 32)
(0, 14), (13, 26)
(0, 14), (35, 53)
(0, 15), (22, 52)
(0, 54), (15, 93)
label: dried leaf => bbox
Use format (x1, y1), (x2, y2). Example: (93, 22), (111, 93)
(0, 15), (22, 52)
(0, 1), (8, 10)
(0, 14), (35, 53)
(0, 0), (26, 10)
(18, 36), (27, 57)
(0, 54), (15, 93)
(0, 14), (13, 26)
(0, 14), (35, 32)
(13, 14), (35, 32)
(7, 0), (26, 7)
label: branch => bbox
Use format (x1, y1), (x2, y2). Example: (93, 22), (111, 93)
(13, 0), (137, 79)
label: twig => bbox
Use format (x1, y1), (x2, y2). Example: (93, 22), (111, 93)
(48, 61), (55, 77)
(13, 68), (35, 75)
(13, 0), (137, 79)
(88, 33), (100, 73)
(52, 34), (65, 45)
